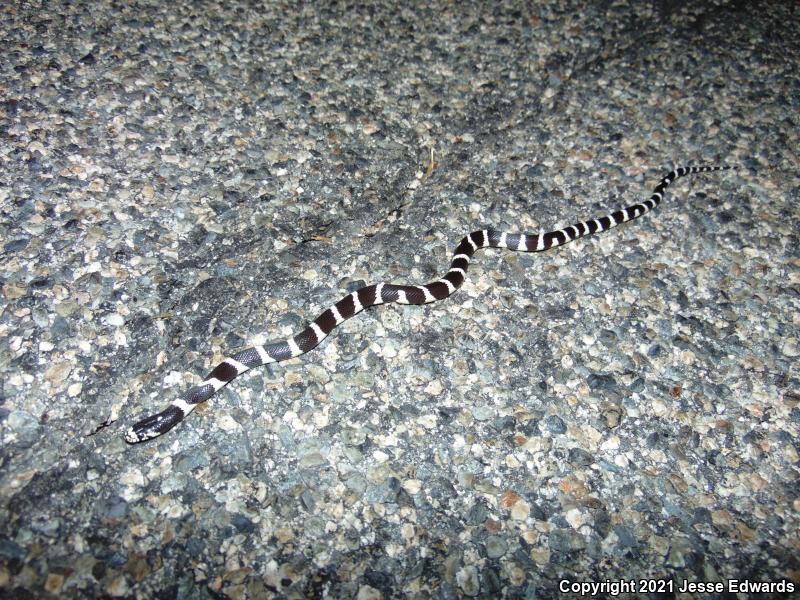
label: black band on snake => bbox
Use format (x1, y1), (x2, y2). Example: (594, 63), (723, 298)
(125, 165), (733, 443)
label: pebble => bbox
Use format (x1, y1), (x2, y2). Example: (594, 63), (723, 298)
(544, 415), (567, 434)
(484, 535), (508, 559)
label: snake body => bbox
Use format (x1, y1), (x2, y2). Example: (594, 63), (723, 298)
(126, 165), (732, 443)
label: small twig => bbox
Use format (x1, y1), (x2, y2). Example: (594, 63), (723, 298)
(422, 147), (436, 181)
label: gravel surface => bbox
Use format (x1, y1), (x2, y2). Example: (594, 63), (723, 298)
(1, 0), (798, 598)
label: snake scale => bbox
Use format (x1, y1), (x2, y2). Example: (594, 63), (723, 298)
(125, 165), (733, 443)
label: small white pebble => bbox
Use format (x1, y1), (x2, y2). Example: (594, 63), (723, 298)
(402, 479), (422, 495)
(105, 313), (124, 327)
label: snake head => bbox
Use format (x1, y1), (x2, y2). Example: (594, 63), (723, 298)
(125, 404), (185, 443)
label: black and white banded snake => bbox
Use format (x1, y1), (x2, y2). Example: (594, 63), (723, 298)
(124, 165), (733, 443)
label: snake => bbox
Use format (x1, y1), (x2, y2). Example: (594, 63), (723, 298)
(125, 165), (733, 443)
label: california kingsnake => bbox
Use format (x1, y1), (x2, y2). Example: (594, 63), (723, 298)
(125, 165), (733, 443)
